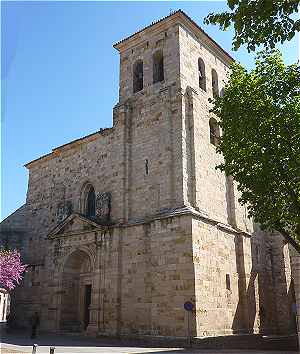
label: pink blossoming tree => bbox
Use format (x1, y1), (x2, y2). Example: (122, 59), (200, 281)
(0, 249), (27, 290)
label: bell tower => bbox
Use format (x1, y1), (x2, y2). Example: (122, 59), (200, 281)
(113, 10), (235, 225)
(113, 12), (182, 103)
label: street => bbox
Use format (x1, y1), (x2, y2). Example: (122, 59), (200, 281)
(0, 332), (299, 354)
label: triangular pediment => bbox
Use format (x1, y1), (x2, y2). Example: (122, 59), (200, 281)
(47, 213), (103, 239)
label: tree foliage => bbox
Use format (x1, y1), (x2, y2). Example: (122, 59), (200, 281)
(204, 1), (300, 51)
(212, 50), (300, 245)
(0, 249), (27, 290)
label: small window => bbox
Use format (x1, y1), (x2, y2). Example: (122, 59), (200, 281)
(226, 274), (231, 291)
(198, 58), (206, 91)
(212, 69), (219, 98)
(86, 186), (96, 218)
(153, 50), (164, 83)
(133, 60), (143, 93)
(209, 117), (220, 146)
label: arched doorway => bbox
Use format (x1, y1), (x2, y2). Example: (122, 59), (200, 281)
(60, 250), (93, 332)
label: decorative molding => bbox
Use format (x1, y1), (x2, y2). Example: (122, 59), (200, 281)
(56, 201), (72, 223)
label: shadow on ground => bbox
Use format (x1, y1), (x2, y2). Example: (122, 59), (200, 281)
(1, 329), (299, 354)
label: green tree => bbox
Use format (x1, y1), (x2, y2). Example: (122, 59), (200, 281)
(204, 0), (300, 51)
(212, 50), (300, 249)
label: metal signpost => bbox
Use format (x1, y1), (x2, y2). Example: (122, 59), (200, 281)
(184, 301), (194, 347)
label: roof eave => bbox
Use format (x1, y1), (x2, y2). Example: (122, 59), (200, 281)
(113, 11), (181, 52)
(113, 10), (234, 64)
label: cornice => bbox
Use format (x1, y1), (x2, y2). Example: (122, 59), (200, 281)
(113, 10), (234, 66)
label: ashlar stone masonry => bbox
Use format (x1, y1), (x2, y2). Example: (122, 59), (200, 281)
(1, 10), (299, 340)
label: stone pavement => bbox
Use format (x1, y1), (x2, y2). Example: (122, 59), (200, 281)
(1, 349), (26, 354)
(0, 331), (299, 354)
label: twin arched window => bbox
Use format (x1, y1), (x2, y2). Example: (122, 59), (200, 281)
(133, 51), (164, 93)
(197, 61), (222, 145)
(198, 58), (220, 98)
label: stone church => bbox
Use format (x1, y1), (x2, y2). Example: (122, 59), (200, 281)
(1, 10), (299, 339)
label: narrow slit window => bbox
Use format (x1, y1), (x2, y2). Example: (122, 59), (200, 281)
(226, 274), (231, 291)
(145, 159), (149, 175)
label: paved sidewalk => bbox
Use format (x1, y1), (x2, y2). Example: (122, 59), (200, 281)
(1, 349), (27, 354)
(1, 331), (299, 354)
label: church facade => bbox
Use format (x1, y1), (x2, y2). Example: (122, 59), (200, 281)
(1, 10), (298, 339)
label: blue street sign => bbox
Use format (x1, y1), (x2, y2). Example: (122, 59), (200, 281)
(184, 301), (194, 311)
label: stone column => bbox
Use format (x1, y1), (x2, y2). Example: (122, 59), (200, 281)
(50, 242), (63, 332)
(86, 232), (102, 336)
(117, 102), (132, 223)
(0, 292), (4, 321)
(54, 271), (64, 331)
(184, 87), (198, 208)
(3, 293), (8, 322)
(234, 234), (251, 333)
(160, 86), (176, 208)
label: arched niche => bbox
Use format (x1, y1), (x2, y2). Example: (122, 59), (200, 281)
(60, 249), (93, 332)
(80, 183), (96, 218)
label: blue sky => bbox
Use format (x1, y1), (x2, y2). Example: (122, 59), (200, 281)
(1, 1), (298, 220)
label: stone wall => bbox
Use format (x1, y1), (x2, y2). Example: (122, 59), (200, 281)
(116, 215), (194, 337)
(178, 25), (230, 98)
(0, 205), (29, 253)
(191, 218), (297, 338)
(192, 218), (259, 337)
(178, 24), (252, 233)
(38, 214), (195, 337)
(289, 246), (300, 345)
(250, 228), (297, 335)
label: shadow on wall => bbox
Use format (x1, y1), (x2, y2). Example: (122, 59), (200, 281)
(232, 228), (297, 335)
(287, 274), (298, 333)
